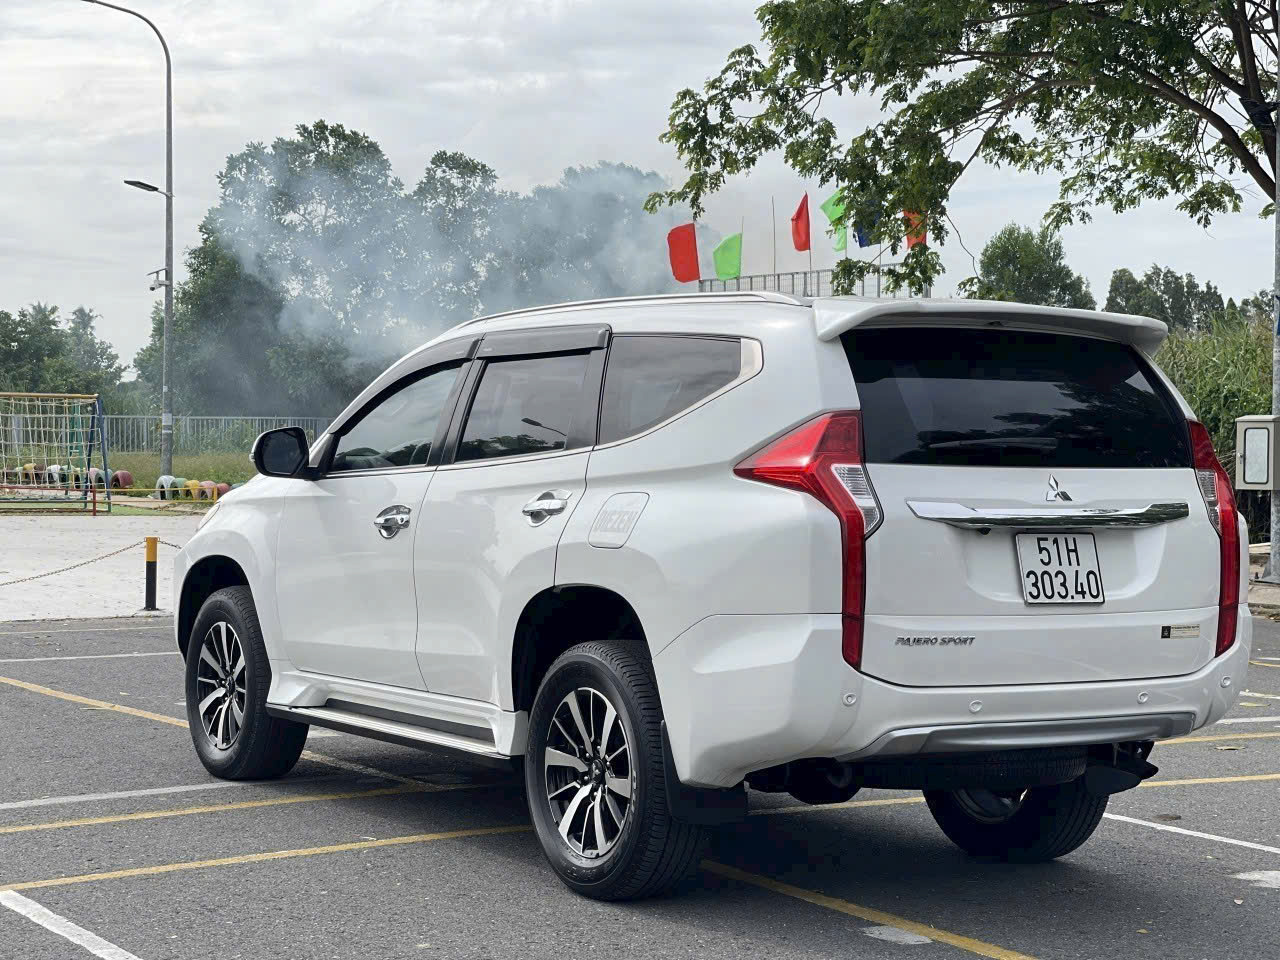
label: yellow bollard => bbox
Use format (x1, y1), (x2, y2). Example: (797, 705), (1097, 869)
(144, 537), (158, 611)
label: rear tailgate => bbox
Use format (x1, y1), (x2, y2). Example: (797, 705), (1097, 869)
(838, 322), (1219, 687)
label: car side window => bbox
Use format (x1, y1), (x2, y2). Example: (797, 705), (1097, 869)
(329, 363), (462, 473)
(598, 336), (741, 445)
(456, 353), (592, 463)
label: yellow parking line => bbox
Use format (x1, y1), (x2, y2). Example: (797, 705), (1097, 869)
(0, 825), (531, 893)
(702, 862), (1036, 960)
(1250, 660), (1280, 669)
(0, 782), (482, 836)
(1162, 731), (1280, 745)
(1140, 772), (1280, 788)
(0, 675), (186, 727)
(757, 771), (1280, 817)
(0, 675), (422, 785)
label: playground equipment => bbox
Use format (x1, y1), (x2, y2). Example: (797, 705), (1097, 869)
(0, 393), (111, 511)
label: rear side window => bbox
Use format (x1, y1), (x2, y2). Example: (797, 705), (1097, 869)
(843, 328), (1190, 468)
(457, 353), (591, 462)
(599, 336), (741, 444)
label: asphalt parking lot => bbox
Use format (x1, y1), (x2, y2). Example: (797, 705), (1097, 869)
(1, 619), (1278, 960)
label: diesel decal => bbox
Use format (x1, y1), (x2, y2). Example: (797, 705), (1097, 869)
(895, 636), (976, 647)
(588, 492), (650, 549)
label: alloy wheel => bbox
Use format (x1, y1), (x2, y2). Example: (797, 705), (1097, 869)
(544, 686), (633, 859)
(195, 621), (246, 750)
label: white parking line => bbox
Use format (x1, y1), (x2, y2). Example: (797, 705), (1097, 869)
(1234, 871), (1280, 888)
(0, 625), (171, 637)
(0, 890), (144, 959)
(0, 651), (178, 663)
(1105, 813), (1280, 856)
(1218, 715), (1280, 724)
(0, 776), (342, 812)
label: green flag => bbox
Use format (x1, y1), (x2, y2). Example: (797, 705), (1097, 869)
(820, 189), (845, 224)
(713, 232), (742, 279)
(822, 189), (846, 252)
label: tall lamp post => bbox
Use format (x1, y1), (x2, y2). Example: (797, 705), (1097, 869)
(82, 0), (174, 477)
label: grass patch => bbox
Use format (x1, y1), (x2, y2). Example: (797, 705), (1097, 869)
(107, 452), (255, 492)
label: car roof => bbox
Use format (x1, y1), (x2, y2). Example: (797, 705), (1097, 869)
(410, 290), (1167, 359)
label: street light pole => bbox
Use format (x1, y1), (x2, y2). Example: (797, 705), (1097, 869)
(82, 0), (174, 478)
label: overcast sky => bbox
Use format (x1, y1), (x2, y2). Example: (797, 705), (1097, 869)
(1, 0), (1273, 375)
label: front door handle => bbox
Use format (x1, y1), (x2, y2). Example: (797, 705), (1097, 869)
(374, 504), (412, 539)
(521, 489), (572, 526)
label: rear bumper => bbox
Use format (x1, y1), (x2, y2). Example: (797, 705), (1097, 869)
(652, 607), (1252, 787)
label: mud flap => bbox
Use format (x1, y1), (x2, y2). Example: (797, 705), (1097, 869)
(661, 722), (748, 825)
(1083, 742), (1159, 797)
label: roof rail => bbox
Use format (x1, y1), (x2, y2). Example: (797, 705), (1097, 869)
(455, 290), (809, 330)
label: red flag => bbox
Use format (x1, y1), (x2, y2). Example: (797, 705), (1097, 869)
(667, 223), (700, 283)
(791, 194), (811, 251)
(904, 211), (926, 249)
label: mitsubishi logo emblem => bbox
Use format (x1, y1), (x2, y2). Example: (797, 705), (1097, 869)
(1046, 475), (1072, 502)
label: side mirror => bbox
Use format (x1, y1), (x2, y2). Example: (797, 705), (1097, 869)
(251, 427), (313, 478)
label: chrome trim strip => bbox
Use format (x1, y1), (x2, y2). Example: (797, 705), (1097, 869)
(435, 445), (589, 472)
(906, 499), (1190, 529)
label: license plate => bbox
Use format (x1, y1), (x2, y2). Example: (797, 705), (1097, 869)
(1015, 533), (1105, 604)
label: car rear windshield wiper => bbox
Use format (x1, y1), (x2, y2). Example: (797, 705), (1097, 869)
(926, 437), (1060, 452)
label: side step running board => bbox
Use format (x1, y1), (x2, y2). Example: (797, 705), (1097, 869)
(266, 704), (507, 760)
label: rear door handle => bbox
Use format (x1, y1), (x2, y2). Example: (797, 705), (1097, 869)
(522, 489), (572, 526)
(374, 504), (412, 539)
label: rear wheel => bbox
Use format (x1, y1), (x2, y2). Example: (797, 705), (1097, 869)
(524, 640), (707, 900)
(184, 586), (308, 780)
(924, 778), (1107, 861)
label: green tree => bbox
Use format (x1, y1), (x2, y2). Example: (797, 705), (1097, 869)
(0, 303), (66, 392)
(1105, 264), (1225, 330)
(647, 2), (1279, 294)
(0, 303), (124, 396)
(1224, 290), (1273, 326)
(141, 120), (695, 416)
(960, 224), (1094, 308)
(63, 307), (125, 398)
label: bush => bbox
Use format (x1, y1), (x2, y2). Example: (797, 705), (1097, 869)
(1155, 316), (1271, 541)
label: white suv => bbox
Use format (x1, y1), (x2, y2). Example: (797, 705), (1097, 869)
(176, 292), (1250, 900)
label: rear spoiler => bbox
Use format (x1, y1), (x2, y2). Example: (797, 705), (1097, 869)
(813, 298), (1168, 354)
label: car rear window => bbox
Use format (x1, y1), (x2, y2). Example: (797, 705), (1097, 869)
(842, 327), (1191, 468)
(598, 336), (741, 444)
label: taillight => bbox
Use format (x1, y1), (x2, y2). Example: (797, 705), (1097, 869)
(1189, 420), (1240, 656)
(734, 411), (880, 669)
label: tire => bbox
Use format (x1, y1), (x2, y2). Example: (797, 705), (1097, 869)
(786, 761), (859, 806)
(184, 586), (308, 780)
(524, 640), (707, 900)
(924, 777), (1107, 862)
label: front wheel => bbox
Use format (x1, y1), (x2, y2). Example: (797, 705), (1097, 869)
(524, 640), (707, 900)
(184, 586), (308, 780)
(924, 778), (1107, 862)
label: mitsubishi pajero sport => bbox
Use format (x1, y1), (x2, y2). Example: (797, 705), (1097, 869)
(175, 293), (1250, 900)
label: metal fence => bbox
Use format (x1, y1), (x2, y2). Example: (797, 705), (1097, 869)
(697, 265), (931, 299)
(104, 415), (332, 453)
